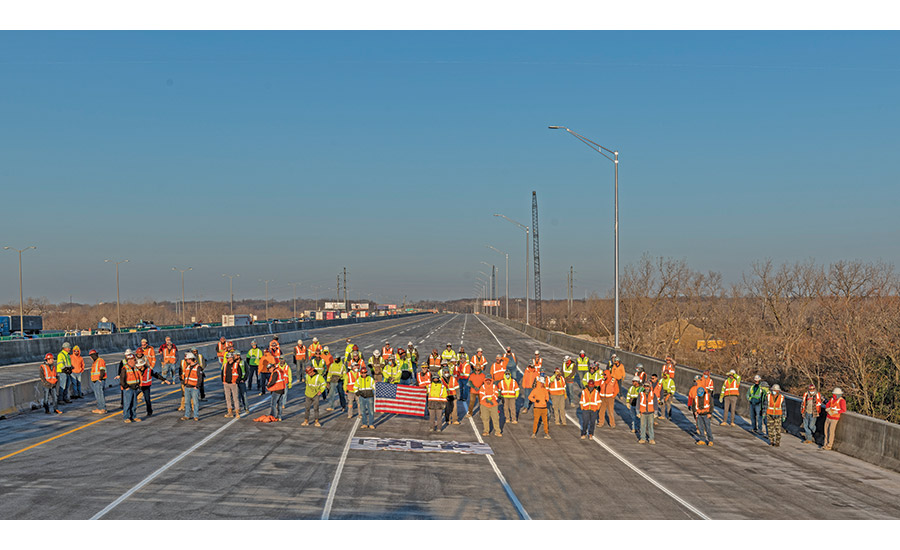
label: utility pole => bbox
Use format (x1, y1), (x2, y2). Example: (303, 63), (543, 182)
(104, 258), (128, 329)
(4, 246), (36, 337)
(343, 267), (349, 311)
(173, 267), (192, 327)
(532, 191), (542, 327)
(222, 274), (239, 315)
(336, 274), (341, 302)
(260, 279), (273, 321)
(288, 282), (299, 320)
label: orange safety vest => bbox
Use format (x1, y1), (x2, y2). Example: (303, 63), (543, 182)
(41, 363), (58, 384)
(428, 355), (442, 367)
(651, 382), (662, 399)
(472, 355), (487, 369)
(382, 346), (393, 358)
(491, 361), (506, 382)
(183, 363), (200, 387)
(499, 378), (519, 398)
(639, 391), (655, 413)
(162, 346), (178, 364)
(611, 362), (625, 381)
(123, 365), (141, 387)
(457, 362), (472, 378)
(802, 391), (822, 415)
(139, 365), (153, 386)
(416, 371), (431, 388)
(600, 378), (619, 399)
(695, 389), (711, 414)
(216, 342), (228, 359)
(345, 370), (359, 392)
(825, 396), (846, 420)
(308, 342), (322, 356)
(723, 378), (740, 397)
(701, 375), (714, 392)
(662, 363), (675, 379)
(294, 344), (307, 361)
(534, 357), (543, 368)
(548, 376), (566, 396)
(142, 346), (156, 367)
(767, 393), (784, 415)
(479, 383), (498, 407)
(224, 361), (242, 384)
(268, 368), (286, 392)
(443, 376), (459, 395)
(269, 341), (281, 357)
(90, 357), (106, 382)
(580, 388), (599, 411)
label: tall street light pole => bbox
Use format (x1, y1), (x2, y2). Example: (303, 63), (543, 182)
(104, 258), (129, 329)
(549, 125), (620, 348)
(222, 274), (239, 315)
(172, 267), (192, 326)
(486, 244), (509, 319)
(3, 246), (36, 336)
(288, 282), (300, 320)
(494, 213), (530, 325)
(480, 262), (495, 315)
(260, 279), (274, 321)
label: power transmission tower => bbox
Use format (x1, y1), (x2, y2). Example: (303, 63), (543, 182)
(343, 267), (349, 311)
(491, 264), (497, 316)
(532, 191), (542, 326)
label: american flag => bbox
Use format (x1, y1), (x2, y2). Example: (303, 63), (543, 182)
(374, 382), (427, 417)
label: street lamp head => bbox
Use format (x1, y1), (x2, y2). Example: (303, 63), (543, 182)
(548, 126), (564, 129)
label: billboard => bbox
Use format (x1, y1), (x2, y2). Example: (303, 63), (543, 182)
(351, 303), (370, 310)
(483, 300), (500, 307)
(324, 302), (346, 310)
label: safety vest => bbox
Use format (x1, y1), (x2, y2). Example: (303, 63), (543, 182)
(548, 376), (566, 396)
(499, 378), (519, 398)
(600, 378), (619, 399)
(181, 363), (200, 387)
(382, 363), (401, 383)
(162, 346), (177, 364)
(562, 360), (575, 377)
(308, 342), (322, 356)
(479, 383), (498, 407)
(580, 388), (599, 410)
(611, 362), (625, 381)
(458, 361), (472, 378)
(491, 361), (506, 382)
(327, 361), (345, 379)
(345, 370), (359, 393)
(348, 357), (365, 371)
(397, 358), (412, 372)
(305, 373), (326, 397)
(71, 353), (85, 374)
(416, 371), (431, 387)
(661, 378), (676, 397)
(825, 397), (846, 420)
(123, 364), (141, 387)
(357, 376), (375, 392)
(294, 344), (307, 361)
(90, 357), (106, 382)
(441, 349), (457, 363)
(142, 347), (156, 367)
(247, 348), (262, 365)
(695, 389), (711, 414)
(269, 341), (281, 357)
(443, 376), (459, 395)
(382, 345), (393, 358)
(639, 391), (655, 413)
(216, 342), (228, 359)
(534, 357), (543, 369)
(472, 355), (487, 369)
(428, 355), (442, 367)
(139, 365), (153, 386)
(56, 350), (71, 373)
(311, 357), (326, 374)
(224, 361), (242, 384)
(41, 363), (58, 384)
(428, 383), (447, 402)
(457, 352), (469, 366)
(582, 371), (602, 387)
(802, 391), (822, 415)
(344, 344), (355, 359)
(767, 393), (784, 415)
(722, 378), (741, 397)
(268, 368), (286, 392)
(700, 375), (714, 392)
(651, 382), (662, 399)
(662, 363), (675, 379)
(576, 356), (589, 371)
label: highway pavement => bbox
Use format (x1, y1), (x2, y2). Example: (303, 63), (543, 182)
(0, 313), (898, 520)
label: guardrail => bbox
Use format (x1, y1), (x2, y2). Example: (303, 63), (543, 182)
(488, 315), (900, 474)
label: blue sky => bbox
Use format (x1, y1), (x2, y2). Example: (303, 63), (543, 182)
(1, 31), (898, 304)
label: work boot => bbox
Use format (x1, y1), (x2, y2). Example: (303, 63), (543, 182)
(580, 435), (586, 440)
(54, 409), (62, 414)
(531, 434), (536, 439)
(649, 440), (656, 445)
(708, 441), (714, 446)
(543, 434), (551, 439)
(696, 440), (706, 445)
(235, 412), (241, 419)
(720, 421), (727, 426)
(638, 439), (646, 444)
(193, 417), (200, 421)
(314, 421), (322, 427)
(124, 419), (132, 424)
(133, 418), (142, 422)
(180, 416), (188, 421)
(301, 420), (309, 426)
(483, 431), (490, 436)
(495, 432), (502, 437)
(177, 406), (184, 412)
(225, 411), (233, 418)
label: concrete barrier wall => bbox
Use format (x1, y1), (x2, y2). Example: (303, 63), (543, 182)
(0, 313), (427, 418)
(489, 315), (900, 473)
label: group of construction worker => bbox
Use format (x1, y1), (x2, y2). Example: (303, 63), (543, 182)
(37, 337), (850, 451)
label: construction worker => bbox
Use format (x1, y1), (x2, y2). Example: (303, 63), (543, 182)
(471, 348), (487, 372)
(660, 370), (676, 421)
(416, 363), (432, 388)
(139, 338), (157, 370)
(178, 347), (206, 410)
(548, 368), (567, 426)
(520, 361), (538, 413)
(693, 377), (714, 446)
(193, 347), (208, 401)
(159, 337), (178, 383)
(687, 375), (701, 434)
(766, 384), (787, 447)
(441, 342), (457, 366)
(180, 352), (202, 421)
(479, 378), (501, 437)
(56, 342), (73, 403)
(258, 348), (277, 395)
(326, 356), (347, 412)
(302, 366), (327, 427)
(266, 359), (288, 421)
(137, 355), (170, 417)
(382, 356), (401, 384)
(442, 368), (460, 424)
(357, 367), (376, 429)
(310, 351), (327, 378)
(823, 388), (846, 451)
(562, 355), (578, 406)
(801, 384), (822, 444)
(467, 363), (487, 417)
(662, 356), (676, 379)
(39, 353), (62, 414)
(529, 376), (551, 439)
(246, 341), (262, 391)
(222, 351), (244, 419)
(609, 354), (625, 386)
(268, 335), (281, 359)
(396, 348), (413, 384)
(233, 351), (250, 414)
(575, 350), (590, 386)
(626, 376), (642, 433)
(343, 338), (354, 361)
(344, 360), (360, 419)
(580, 381), (600, 439)
(293, 339), (308, 379)
(503, 346), (517, 372)
(322, 346), (334, 367)
(533, 350), (543, 371)
(216, 337), (228, 365)
(381, 341), (393, 361)
(456, 346), (468, 370)
(308, 337), (323, 358)
(368, 349), (385, 382)
(348, 349), (365, 371)
(407, 342), (419, 369)
(638, 381), (656, 444)
(490, 355), (506, 384)
(700, 369), (715, 394)
(69, 345), (85, 399)
(457, 357), (472, 416)
(582, 362), (602, 389)
(746, 375), (767, 434)
(720, 369), (741, 426)
(427, 348), (442, 369)
(119, 352), (142, 423)
(428, 374), (448, 432)
(88, 349), (107, 413)
(598, 369), (619, 429)
(649, 373), (662, 420)
(499, 371), (520, 425)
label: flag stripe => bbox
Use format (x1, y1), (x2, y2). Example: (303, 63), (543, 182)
(374, 382), (427, 417)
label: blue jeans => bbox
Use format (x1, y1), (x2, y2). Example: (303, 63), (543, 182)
(43, 385), (58, 411)
(803, 413), (816, 441)
(57, 372), (69, 399)
(123, 388), (138, 420)
(70, 373), (82, 397)
(521, 387), (532, 411)
(91, 380), (106, 410)
(581, 409), (597, 436)
(697, 414), (713, 442)
(360, 396), (375, 425)
(327, 381), (345, 409)
(270, 392), (285, 419)
(566, 381), (579, 406)
(161, 362), (177, 383)
(640, 413), (654, 441)
(749, 402), (763, 432)
(237, 381), (248, 410)
(630, 405), (639, 431)
(245, 366), (258, 390)
(259, 372), (270, 394)
(184, 387), (200, 419)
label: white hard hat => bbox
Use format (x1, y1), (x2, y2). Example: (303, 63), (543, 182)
(564, 355), (570, 360)
(772, 384), (781, 391)
(833, 387), (843, 395)
(753, 374), (761, 381)
(476, 348), (483, 352)
(124, 348), (134, 356)
(534, 350), (540, 355)
(297, 340), (303, 344)
(373, 350), (381, 357)
(580, 350), (585, 354)
(185, 352), (196, 359)
(727, 369), (736, 375)
(312, 337), (318, 342)
(408, 341), (413, 346)
(632, 376), (641, 382)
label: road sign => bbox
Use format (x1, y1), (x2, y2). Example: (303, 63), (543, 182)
(483, 300), (500, 307)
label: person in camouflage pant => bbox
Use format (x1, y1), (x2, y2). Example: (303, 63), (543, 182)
(766, 384), (787, 447)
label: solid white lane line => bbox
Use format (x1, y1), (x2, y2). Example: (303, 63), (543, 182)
(472, 314), (711, 521)
(90, 395), (272, 520)
(321, 416), (361, 520)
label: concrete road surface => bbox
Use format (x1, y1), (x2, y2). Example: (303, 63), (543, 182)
(1, 314), (898, 520)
